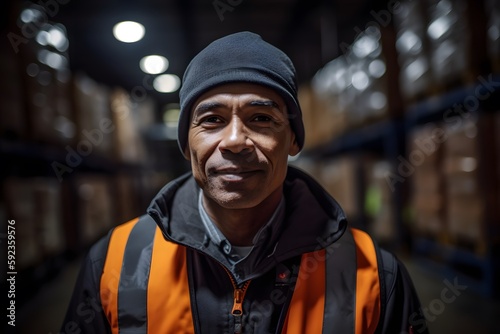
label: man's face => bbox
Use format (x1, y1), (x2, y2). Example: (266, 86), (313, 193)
(187, 83), (300, 210)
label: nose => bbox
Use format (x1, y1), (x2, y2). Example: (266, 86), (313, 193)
(218, 116), (254, 154)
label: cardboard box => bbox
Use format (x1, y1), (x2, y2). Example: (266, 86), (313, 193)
(310, 23), (402, 138)
(413, 211), (445, 238)
(32, 179), (66, 256)
(18, 37), (76, 146)
(408, 123), (445, 165)
(75, 175), (114, 245)
(441, 114), (499, 249)
(413, 191), (443, 214)
(426, 0), (473, 87)
(112, 173), (140, 223)
(109, 88), (147, 163)
(298, 83), (341, 150)
(408, 124), (446, 237)
(393, 0), (434, 102)
(3, 178), (41, 270)
(317, 156), (358, 221)
(2, 178), (65, 268)
(447, 195), (485, 250)
(72, 73), (114, 156)
(429, 0), (491, 89)
(411, 183), (445, 237)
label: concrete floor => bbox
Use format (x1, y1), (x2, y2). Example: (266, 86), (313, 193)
(12, 255), (500, 334)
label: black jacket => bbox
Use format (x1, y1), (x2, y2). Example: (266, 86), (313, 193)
(61, 166), (429, 333)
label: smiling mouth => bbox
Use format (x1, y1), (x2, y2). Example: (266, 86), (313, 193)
(213, 168), (260, 181)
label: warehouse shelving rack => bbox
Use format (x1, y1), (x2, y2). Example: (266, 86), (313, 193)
(404, 77), (500, 298)
(302, 76), (500, 297)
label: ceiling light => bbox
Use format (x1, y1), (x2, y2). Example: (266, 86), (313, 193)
(353, 35), (379, 58)
(37, 49), (68, 70)
(351, 71), (370, 91)
(459, 157), (477, 172)
(427, 16), (451, 40)
(48, 25), (69, 52)
(368, 59), (386, 78)
(153, 74), (181, 93)
(20, 8), (42, 23)
(113, 21), (145, 43)
(140, 55), (169, 74)
(369, 92), (387, 110)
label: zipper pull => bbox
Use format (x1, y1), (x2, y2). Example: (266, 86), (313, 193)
(232, 288), (244, 315)
(221, 264), (251, 334)
(232, 288), (244, 333)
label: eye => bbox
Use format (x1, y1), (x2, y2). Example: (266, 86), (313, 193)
(201, 115), (223, 124)
(252, 115), (273, 122)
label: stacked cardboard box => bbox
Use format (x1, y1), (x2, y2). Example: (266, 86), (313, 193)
(109, 88), (148, 163)
(3, 179), (41, 270)
(393, 0), (434, 102)
(18, 25), (76, 146)
(33, 179), (66, 256)
(347, 27), (393, 127)
(75, 174), (115, 245)
(292, 155), (357, 220)
(112, 173), (141, 224)
(316, 156), (359, 222)
(298, 83), (342, 150)
(409, 124), (446, 240)
(310, 24), (401, 139)
(431, 0), (492, 88)
(425, 0), (472, 88)
(3, 178), (66, 270)
(72, 73), (114, 157)
(442, 116), (488, 253)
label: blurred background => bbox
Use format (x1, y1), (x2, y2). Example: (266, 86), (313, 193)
(1, 0), (500, 333)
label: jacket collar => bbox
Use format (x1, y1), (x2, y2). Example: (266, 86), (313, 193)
(147, 166), (347, 282)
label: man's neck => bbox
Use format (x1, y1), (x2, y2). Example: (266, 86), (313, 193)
(201, 188), (283, 246)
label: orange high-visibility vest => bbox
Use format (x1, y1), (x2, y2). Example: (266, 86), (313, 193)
(100, 216), (381, 334)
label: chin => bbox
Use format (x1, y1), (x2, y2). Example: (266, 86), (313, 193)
(214, 195), (260, 210)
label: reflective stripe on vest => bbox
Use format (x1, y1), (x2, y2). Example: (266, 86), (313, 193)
(100, 216), (194, 334)
(100, 216), (380, 333)
(281, 228), (381, 334)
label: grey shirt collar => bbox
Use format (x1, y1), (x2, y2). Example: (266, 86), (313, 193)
(198, 190), (285, 263)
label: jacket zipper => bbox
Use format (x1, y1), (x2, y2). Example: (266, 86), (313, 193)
(222, 265), (252, 334)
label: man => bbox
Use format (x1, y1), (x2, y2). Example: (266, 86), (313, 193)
(62, 31), (428, 334)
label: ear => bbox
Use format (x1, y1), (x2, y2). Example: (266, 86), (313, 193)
(288, 133), (300, 156)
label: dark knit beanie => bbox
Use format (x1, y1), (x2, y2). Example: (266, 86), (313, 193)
(178, 31), (305, 155)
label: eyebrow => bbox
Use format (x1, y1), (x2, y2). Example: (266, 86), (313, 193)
(193, 101), (225, 115)
(193, 99), (281, 116)
(247, 99), (280, 110)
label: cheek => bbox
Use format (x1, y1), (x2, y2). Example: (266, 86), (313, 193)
(263, 131), (293, 157)
(190, 149), (207, 172)
(188, 135), (216, 177)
